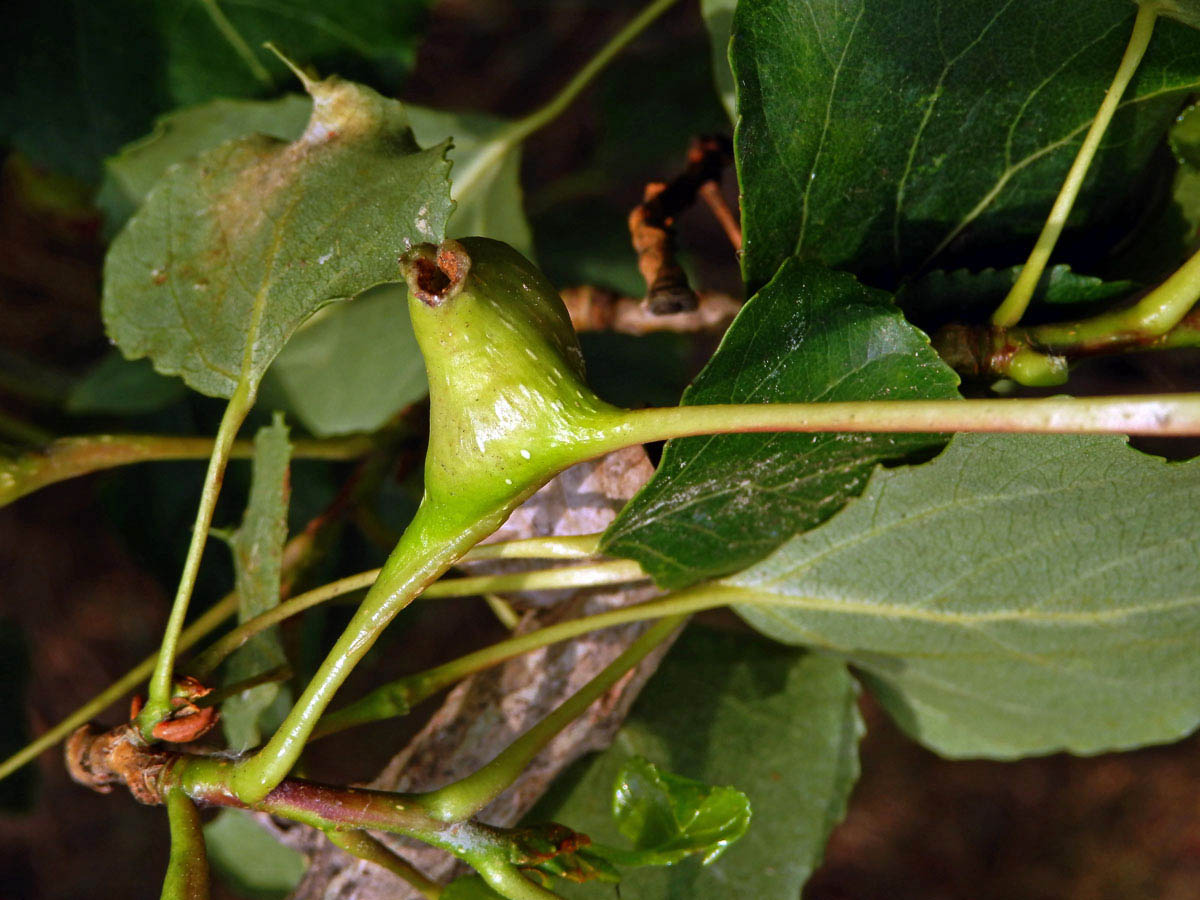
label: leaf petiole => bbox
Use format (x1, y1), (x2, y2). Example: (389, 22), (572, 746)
(325, 830), (442, 900)
(417, 614), (686, 824)
(589, 393), (1200, 449)
(161, 788), (211, 900)
(0, 534), (605, 785)
(450, 0), (682, 203)
(187, 546), (632, 679)
(0, 431), (370, 510)
(992, 3), (1159, 327)
(940, 243), (1200, 384)
(138, 381), (257, 738)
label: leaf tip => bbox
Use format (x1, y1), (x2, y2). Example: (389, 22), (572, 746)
(264, 43), (318, 91)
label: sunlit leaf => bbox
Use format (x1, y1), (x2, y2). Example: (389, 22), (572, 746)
(596, 757), (749, 867)
(603, 261), (959, 589)
(734, 0), (1200, 287)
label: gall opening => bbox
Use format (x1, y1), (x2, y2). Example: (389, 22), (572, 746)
(401, 240), (471, 307)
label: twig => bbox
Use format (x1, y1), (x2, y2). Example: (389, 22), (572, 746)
(935, 304), (1200, 384)
(1, 432), (371, 508)
(628, 135), (734, 313)
(0, 475), (352, 784)
(699, 181), (742, 252)
(561, 286), (740, 335)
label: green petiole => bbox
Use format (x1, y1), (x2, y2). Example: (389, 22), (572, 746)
(138, 380), (257, 738)
(417, 614), (686, 823)
(992, 2), (1159, 327)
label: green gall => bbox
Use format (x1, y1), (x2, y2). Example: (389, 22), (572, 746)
(401, 238), (620, 517)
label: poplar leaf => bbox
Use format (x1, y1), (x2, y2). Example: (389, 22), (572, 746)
(221, 416), (291, 752)
(734, 0), (1200, 287)
(533, 629), (861, 899)
(602, 261), (960, 589)
(600, 757), (750, 867)
(101, 73), (452, 399)
(727, 433), (1200, 758)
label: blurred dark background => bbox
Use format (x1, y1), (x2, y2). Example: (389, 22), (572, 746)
(1, 1), (1199, 898)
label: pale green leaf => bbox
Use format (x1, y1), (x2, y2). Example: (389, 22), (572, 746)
(602, 261), (960, 589)
(204, 808), (307, 900)
(733, 0), (1200, 287)
(728, 433), (1200, 758)
(259, 283), (426, 436)
(1151, 0), (1200, 29)
(532, 628), (861, 899)
(98, 92), (531, 430)
(99, 95), (532, 254)
(700, 0), (738, 119)
(408, 108), (534, 258)
(221, 416), (291, 752)
(101, 74), (452, 399)
(66, 353), (187, 416)
(98, 95), (314, 234)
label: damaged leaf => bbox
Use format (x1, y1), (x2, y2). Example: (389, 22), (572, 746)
(101, 70), (452, 399)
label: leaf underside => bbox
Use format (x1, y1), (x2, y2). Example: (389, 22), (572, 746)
(99, 92), (527, 432)
(729, 433), (1200, 758)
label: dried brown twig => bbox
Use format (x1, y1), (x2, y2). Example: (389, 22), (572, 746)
(628, 135), (738, 313)
(561, 285), (741, 335)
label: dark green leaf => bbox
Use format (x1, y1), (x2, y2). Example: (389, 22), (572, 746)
(1, 0), (427, 183)
(1102, 96), (1200, 281)
(2, 0), (166, 183)
(897, 265), (1137, 323)
(66, 354), (187, 416)
(157, 0), (427, 109)
(204, 808), (307, 900)
(728, 433), (1200, 758)
(101, 73), (452, 399)
(221, 416), (291, 752)
(602, 261), (960, 589)
(733, 0), (1200, 287)
(597, 757), (749, 867)
(532, 627), (862, 899)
